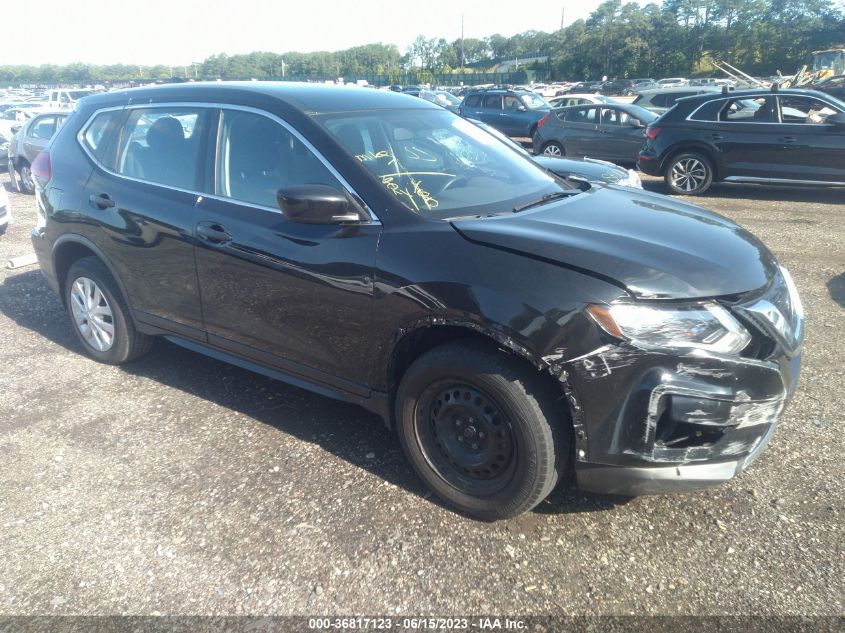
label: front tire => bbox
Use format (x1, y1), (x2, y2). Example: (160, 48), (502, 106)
(395, 340), (568, 520)
(541, 141), (565, 158)
(64, 257), (152, 364)
(8, 159), (20, 193)
(664, 152), (713, 195)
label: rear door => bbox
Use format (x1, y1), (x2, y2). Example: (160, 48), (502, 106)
(774, 94), (845, 182)
(81, 105), (211, 337)
(709, 96), (783, 178)
(479, 93), (504, 130)
(556, 106), (600, 157)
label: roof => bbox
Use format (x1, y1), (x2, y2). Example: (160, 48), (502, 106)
(78, 81), (440, 114)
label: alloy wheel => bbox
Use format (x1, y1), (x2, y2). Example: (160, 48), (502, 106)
(543, 144), (563, 157)
(670, 158), (708, 192)
(70, 277), (115, 352)
(20, 164), (34, 193)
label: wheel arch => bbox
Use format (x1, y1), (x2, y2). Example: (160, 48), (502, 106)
(658, 142), (720, 180)
(52, 234), (133, 314)
(385, 320), (572, 430)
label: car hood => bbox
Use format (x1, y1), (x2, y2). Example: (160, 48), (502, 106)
(533, 155), (627, 181)
(451, 186), (779, 299)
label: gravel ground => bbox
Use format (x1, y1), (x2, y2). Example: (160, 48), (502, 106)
(0, 174), (842, 616)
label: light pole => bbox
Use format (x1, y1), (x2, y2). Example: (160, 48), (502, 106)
(191, 62), (201, 79)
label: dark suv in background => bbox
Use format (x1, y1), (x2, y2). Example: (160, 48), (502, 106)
(459, 88), (550, 137)
(30, 83), (803, 520)
(638, 87), (845, 194)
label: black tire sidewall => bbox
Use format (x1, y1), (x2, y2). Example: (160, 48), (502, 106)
(396, 343), (566, 520)
(64, 258), (135, 364)
(664, 152), (713, 195)
(19, 163), (34, 195)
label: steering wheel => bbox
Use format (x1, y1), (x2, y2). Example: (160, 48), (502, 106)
(436, 175), (470, 194)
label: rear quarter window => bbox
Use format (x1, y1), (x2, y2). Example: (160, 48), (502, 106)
(80, 109), (126, 169)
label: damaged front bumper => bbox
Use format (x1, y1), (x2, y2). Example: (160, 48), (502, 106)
(561, 274), (803, 497)
(568, 344), (800, 496)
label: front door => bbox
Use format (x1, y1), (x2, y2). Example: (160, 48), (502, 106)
(711, 96), (783, 179)
(193, 108), (380, 392)
(774, 94), (845, 182)
(594, 107), (647, 163)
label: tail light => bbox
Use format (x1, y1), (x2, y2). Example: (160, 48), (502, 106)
(31, 151), (52, 184)
(536, 114), (551, 131)
(645, 127), (663, 140)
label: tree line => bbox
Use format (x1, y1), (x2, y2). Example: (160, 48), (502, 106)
(1, 0), (843, 85)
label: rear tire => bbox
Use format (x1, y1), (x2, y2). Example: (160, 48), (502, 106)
(541, 141), (565, 158)
(395, 340), (568, 520)
(18, 161), (34, 195)
(64, 257), (153, 364)
(8, 159), (20, 193)
(664, 151), (713, 195)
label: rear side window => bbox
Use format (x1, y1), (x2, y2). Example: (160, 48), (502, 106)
(216, 110), (340, 209)
(482, 94), (502, 110)
(29, 116), (57, 140)
(80, 109), (125, 168)
(115, 107), (209, 191)
(464, 94), (482, 108)
(561, 107), (598, 124)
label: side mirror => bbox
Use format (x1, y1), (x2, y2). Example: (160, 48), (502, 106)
(827, 112), (845, 127)
(628, 118), (645, 128)
(10, 124), (22, 135)
(277, 184), (365, 224)
(517, 105), (527, 112)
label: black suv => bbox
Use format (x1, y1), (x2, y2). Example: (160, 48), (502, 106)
(638, 87), (845, 194)
(30, 83), (803, 520)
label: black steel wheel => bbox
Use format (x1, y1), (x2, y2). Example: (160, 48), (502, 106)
(395, 340), (569, 520)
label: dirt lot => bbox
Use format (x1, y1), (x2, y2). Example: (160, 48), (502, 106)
(0, 174), (842, 616)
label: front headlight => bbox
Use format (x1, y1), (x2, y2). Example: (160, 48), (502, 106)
(588, 301), (751, 355)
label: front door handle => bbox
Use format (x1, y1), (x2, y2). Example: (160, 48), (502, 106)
(780, 136), (797, 143)
(711, 134), (724, 141)
(89, 193), (115, 209)
(196, 222), (232, 244)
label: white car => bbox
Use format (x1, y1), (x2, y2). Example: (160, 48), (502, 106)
(548, 93), (620, 108)
(0, 184), (11, 234)
(656, 77), (689, 88)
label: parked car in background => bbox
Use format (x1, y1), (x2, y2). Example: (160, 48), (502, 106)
(459, 87), (550, 137)
(469, 119), (642, 188)
(656, 77), (689, 88)
(599, 79), (636, 96)
(633, 87), (722, 114)
(548, 94), (618, 108)
(563, 81), (603, 94)
(7, 109), (69, 194)
(533, 102), (658, 164)
(419, 89), (462, 114)
(812, 74), (845, 101)
(0, 107), (38, 140)
(30, 82), (803, 519)
(47, 88), (96, 109)
(0, 182), (11, 234)
(638, 88), (845, 194)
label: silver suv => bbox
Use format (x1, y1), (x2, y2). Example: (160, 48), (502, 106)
(7, 109), (68, 193)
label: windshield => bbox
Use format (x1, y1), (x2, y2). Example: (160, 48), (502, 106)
(520, 93), (549, 109)
(317, 108), (569, 219)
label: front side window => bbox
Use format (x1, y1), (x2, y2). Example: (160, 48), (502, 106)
(216, 109), (340, 209)
(503, 96), (523, 111)
(778, 95), (840, 124)
(464, 94), (482, 108)
(115, 107), (208, 190)
(318, 108), (569, 219)
(520, 93), (549, 109)
(562, 107), (598, 124)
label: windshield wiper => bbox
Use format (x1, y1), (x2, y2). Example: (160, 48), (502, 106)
(512, 190), (578, 213)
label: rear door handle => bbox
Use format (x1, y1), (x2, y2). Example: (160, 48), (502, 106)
(196, 222), (232, 244)
(710, 134), (724, 141)
(780, 136), (797, 143)
(89, 193), (115, 209)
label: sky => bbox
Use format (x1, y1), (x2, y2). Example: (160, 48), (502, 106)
(4, 0), (656, 67)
